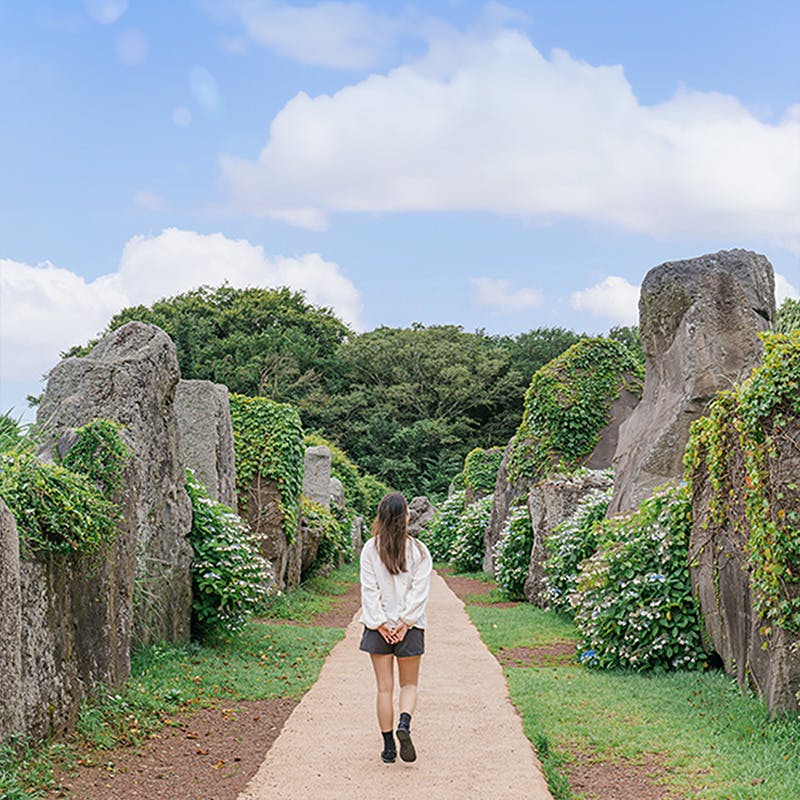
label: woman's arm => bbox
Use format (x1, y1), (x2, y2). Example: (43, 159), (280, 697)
(399, 542), (433, 628)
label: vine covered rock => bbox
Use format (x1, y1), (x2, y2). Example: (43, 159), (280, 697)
(686, 331), (800, 715)
(230, 393), (305, 591)
(610, 249), (775, 515)
(463, 446), (504, 503)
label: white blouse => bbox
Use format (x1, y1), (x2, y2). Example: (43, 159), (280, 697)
(359, 536), (432, 630)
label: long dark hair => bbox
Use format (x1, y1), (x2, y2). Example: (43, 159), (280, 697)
(372, 492), (409, 575)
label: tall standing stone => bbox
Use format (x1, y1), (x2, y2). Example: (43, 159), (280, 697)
(0, 498), (22, 741)
(37, 322), (193, 646)
(609, 250), (775, 515)
(303, 445), (332, 507)
(176, 379), (237, 510)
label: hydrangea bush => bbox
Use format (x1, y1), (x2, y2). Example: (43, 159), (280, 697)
(571, 485), (707, 672)
(186, 470), (272, 637)
(493, 506), (534, 600)
(419, 490), (465, 562)
(544, 486), (612, 613)
(449, 494), (493, 573)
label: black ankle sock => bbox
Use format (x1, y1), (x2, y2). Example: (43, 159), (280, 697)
(398, 712), (412, 730)
(382, 730), (395, 751)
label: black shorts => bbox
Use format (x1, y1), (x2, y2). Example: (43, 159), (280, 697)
(359, 626), (425, 657)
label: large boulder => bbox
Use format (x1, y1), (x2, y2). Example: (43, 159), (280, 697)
(408, 496), (436, 538)
(329, 477), (346, 510)
(303, 445), (332, 507)
(609, 249), (775, 515)
(175, 380), (237, 510)
(36, 321), (193, 646)
(0, 499), (22, 741)
(524, 469), (613, 607)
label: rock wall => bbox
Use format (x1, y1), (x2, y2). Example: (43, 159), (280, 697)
(610, 250), (774, 515)
(176, 380), (237, 510)
(303, 445), (332, 507)
(524, 470), (613, 607)
(37, 321), (193, 646)
(0, 499), (22, 741)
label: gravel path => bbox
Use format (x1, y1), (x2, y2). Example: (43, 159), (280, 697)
(239, 571), (553, 800)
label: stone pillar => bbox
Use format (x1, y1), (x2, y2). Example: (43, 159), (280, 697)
(303, 445), (332, 507)
(0, 499), (22, 741)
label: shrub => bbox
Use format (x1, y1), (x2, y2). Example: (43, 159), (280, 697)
(186, 470), (271, 636)
(463, 446), (504, 497)
(493, 505), (534, 600)
(449, 494), (493, 573)
(544, 486), (612, 613)
(302, 496), (350, 573)
(419, 490), (465, 561)
(357, 471), (393, 521)
(571, 486), (706, 672)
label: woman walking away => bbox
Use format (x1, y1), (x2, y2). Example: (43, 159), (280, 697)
(359, 492), (432, 764)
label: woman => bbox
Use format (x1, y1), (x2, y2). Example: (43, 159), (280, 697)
(359, 492), (432, 764)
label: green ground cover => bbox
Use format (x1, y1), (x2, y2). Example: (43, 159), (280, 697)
(466, 590), (800, 800)
(0, 563), (357, 800)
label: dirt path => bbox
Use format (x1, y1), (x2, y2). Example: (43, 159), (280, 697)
(239, 571), (553, 800)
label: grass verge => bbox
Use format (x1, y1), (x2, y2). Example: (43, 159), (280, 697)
(0, 562), (357, 799)
(466, 598), (800, 799)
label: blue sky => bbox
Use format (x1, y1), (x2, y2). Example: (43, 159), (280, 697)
(1, 0), (799, 417)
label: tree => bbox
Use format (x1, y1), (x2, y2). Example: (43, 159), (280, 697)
(777, 297), (800, 334)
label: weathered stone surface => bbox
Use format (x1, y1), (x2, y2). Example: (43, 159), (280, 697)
(351, 516), (364, 558)
(175, 380), (237, 510)
(483, 438), (536, 573)
(0, 499), (22, 741)
(610, 250), (775, 515)
(245, 475), (300, 592)
(303, 446), (332, 508)
(690, 418), (800, 715)
(330, 477), (345, 509)
(300, 515), (324, 574)
(408, 496), (436, 538)
(524, 470), (613, 607)
(36, 321), (193, 646)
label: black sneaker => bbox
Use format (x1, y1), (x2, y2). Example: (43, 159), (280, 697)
(396, 723), (416, 762)
(381, 746), (397, 763)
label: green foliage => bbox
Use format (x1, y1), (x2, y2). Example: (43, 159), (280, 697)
(186, 470), (271, 636)
(0, 420), (129, 555)
(59, 418), (129, 497)
(571, 486), (706, 671)
(463, 446), (503, 496)
(776, 297), (800, 334)
(229, 393), (305, 543)
(66, 285), (349, 409)
(418, 489), (466, 561)
(356, 471), (393, 521)
(302, 496), (350, 573)
(0, 412), (23, 453)
(449, 494), (493, 573)
(544, 485), (612, 613)
(607, 324), (644, 365)
(685, 331), (800, 633)
(492, 505), (534, 600)
(509, 337), (644, 481)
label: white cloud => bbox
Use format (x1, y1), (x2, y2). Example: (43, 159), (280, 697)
(0, 229), (363, 385)
(570, 276), (640, 326)
(84, 0), (127, 25)
(116, 28), (149, 66)
(775, 271), (800, 305)
(231, 0), (403, 69)
(471, 277), (543, 312)
(220, 29), (800, 251)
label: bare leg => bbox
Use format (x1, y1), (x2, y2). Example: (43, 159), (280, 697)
(370, 654), (394, 731)
(397, 655), (421, 716)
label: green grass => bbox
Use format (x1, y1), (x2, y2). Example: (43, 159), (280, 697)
(0, 562), (357, 799)
(467, 599), (800, 800)
(259, 562), (357, 623)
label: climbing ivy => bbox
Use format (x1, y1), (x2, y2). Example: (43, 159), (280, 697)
(0, 419), (129, 555)
(508, 338), (643, 482)
(463, 446), (504, 497)
(776, 297), (800, 334)
(59, 418), (130, 497)
(302, 496), (350, 573)
(685, 331), (800, 633)
(229, 393), (305, 543)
